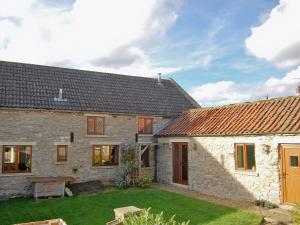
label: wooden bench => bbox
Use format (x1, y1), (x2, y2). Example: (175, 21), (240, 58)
(28, 177), (75, 199)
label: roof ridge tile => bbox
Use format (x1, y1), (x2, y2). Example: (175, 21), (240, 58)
(159, 95), (300, 136)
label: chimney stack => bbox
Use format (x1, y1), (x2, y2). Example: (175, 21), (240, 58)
(157, 73), (162, 85)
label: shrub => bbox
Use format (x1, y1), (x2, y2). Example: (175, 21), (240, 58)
(114, 165), (133, 189)
(254, 199), (278, 209)
(294, 205), (300, 225)
(123, 208), (190, 225)
(136, 177), (152, 188)
(114, 146), (138, 189)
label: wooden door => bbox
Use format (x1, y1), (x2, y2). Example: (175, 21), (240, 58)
(281, 146), (300, 204)
(172, 142), (188, 185)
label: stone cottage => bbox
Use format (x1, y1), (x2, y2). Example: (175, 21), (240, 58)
(0, 60), (198, 197)
(1, 60), (299, 205)
(157, 97), (300, 204)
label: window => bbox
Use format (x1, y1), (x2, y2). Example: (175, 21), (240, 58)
(57, 145), (68, 162)
(290, 156), (299, 167)
(87, 116), (104, 135)
(141, 145), (150, 168)
(93, 145), (119, 166)
(235, 144), (256, 171)
(138, 118), (153, 134)
(2, 145), (32, 173)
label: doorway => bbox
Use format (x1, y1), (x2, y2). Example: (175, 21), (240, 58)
(281, 145), (300, 204)
(172, 142), (188, 185)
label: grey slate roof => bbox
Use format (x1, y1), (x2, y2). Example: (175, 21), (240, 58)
(0, 61), (198, 116)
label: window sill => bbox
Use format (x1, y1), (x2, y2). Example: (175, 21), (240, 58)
(86, 134), (110, 138)
(138, 134), (153, 137)
(55, 162), (68, 165)
(92, 165), (119, 169)
(0, 173), (34, 177)
(234, 171), (259, 177)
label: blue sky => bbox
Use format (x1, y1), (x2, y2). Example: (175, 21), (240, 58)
(1, 0), (299, 106)
(162, 0), (282, 87)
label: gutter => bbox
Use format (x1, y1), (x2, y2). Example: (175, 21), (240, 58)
(157, 132), (300, 138)
(0, 107), (176, 118)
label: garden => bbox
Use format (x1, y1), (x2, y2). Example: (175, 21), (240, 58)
(0, 188), (262, 225)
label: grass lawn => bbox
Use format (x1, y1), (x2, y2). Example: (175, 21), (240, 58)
(0, 188), (262, 225)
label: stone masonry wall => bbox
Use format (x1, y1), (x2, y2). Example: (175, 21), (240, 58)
(0, 109), (167, 197)
(157, 135), (300, 204)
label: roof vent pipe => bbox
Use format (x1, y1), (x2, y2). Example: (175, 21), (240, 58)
(297, 84), (300, 96)
(157, 73), (162, 86)
(54, 88), (67, 102)
(294, 78), (300, 96)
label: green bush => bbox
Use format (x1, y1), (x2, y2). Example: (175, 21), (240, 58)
(136, 177), (152, 188)
(114, 164), (133, 189)
(294, 205), (300, 225)
(114, 146), (138, 189)
(123, 208), (190, 225)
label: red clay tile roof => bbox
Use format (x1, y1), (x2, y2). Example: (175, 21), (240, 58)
(159, 96), (300, 136)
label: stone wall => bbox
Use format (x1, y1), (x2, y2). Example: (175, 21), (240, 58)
(0, 109), (167, 197)
(157, 135), (300, 204)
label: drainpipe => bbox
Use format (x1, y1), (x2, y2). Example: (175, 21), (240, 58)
(154, 144), (158, 182)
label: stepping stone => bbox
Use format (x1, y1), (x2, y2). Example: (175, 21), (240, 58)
(106, 219), (122, 225)
(114, 206), (141, 221)
(262, 207), (293, 225)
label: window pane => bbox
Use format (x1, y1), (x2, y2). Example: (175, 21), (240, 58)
(182, 144), (188, 180)
(246, 145), (255, 170)
(93, 147), (101, 166)
(145, 119), (153, 134)
(111, 146), (119, 165)
(141, 145), (150, 167)
(4, 146), (15, 163)
(237, 145), (244, 168)
(95, 117), (104, 134)
(138, 118), (145, 133)
(87, 117), (95, 134)
(57, 146), (67, 162)
(18, 146), (32, 172)
(3, 146), (16, 172)
(101, 146), (110, 166)
(138, 118), (153, 134)
(173, 143), (180, 182)
(290, 156), (299, 167)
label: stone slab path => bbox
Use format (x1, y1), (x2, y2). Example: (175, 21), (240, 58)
(152, 183), (294, 225)
(261, 208), (294, 225)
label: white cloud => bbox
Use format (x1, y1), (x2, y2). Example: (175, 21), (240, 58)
(190, 66), (300, 106)
(191, 0), (300, 107)
(189, 81), (251, 106)
(245, 0), (300, 69)
(265, 65), (300, 94)
(0, 0), (181, 76)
